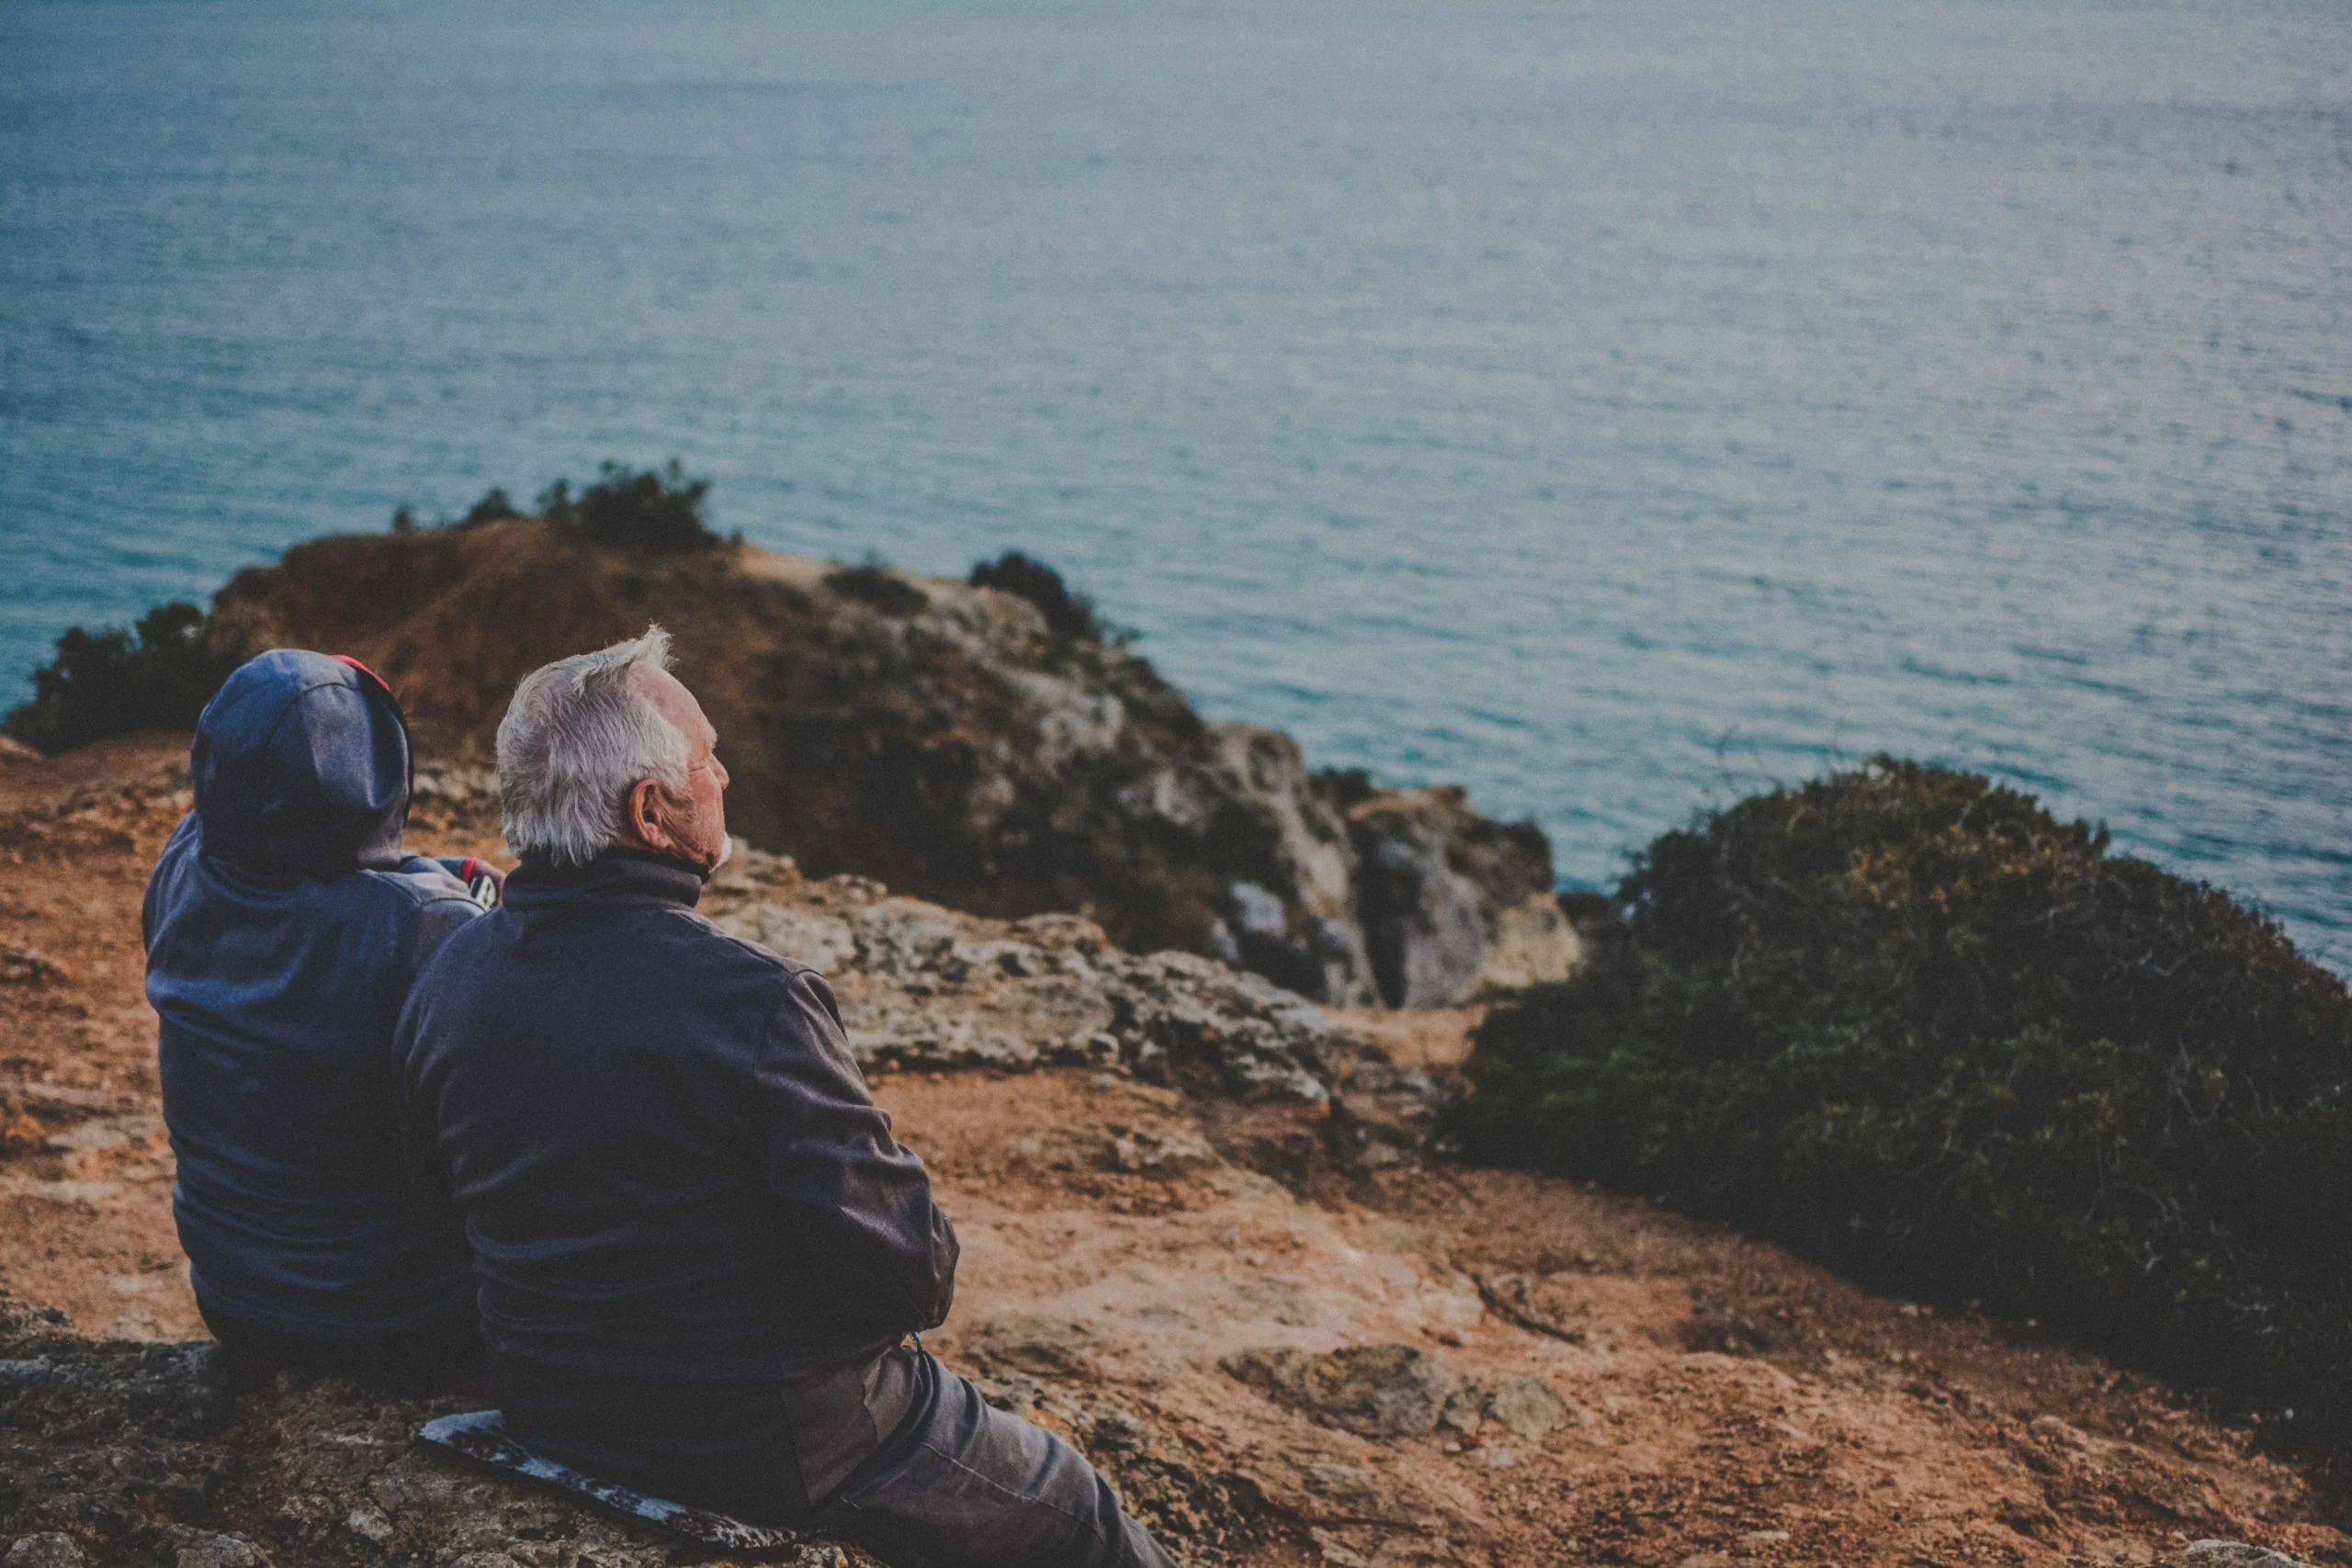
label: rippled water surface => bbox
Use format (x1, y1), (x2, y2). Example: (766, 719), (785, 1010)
(5, 0), (2348, 960)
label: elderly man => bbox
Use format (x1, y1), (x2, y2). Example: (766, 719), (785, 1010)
(394, 628), (1174, 1568)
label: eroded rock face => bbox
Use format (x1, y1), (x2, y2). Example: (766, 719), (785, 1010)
(226, 518), (1564, 1005)
(706, 852), (1338, 1104)
(1344, 787), (1582, 1007)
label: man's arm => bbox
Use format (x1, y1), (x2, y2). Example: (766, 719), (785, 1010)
(387, 894), (483, 1215)
(752, 969), (958, 1334)
(399, 853), (503, 910)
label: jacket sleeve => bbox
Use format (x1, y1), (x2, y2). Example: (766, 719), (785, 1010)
(389, 893), (482, 1213)
(751, 969), (958, 1334)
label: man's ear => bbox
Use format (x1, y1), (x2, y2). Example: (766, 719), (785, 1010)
(624, 776), (671, 853)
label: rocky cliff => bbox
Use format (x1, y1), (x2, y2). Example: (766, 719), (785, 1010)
(210, 516), (1577, 1007)
(3, 752), (2345, 1567)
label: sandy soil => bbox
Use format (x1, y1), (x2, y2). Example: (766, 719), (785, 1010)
(0, 741), (2342, 1567)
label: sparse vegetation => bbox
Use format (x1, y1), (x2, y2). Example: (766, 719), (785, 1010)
(1453, 757), (2352, 1458)
(5, 603), (263, 755)
(971, 550), (1106, 644)
(458, 487), (521, 528)
(1314, 766), (1378, 810)
(825, 558), (932, 616)
(539, 461), (717, 555)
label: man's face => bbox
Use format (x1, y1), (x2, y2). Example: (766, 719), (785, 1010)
(635, 669), (730, 870)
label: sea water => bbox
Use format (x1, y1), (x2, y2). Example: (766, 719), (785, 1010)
(4, 0), (2347, 963)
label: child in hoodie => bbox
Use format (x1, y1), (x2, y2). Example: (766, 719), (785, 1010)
(144, 649), (491, 1388)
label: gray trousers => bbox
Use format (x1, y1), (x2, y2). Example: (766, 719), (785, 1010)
(818, 1352), (1178, 1568)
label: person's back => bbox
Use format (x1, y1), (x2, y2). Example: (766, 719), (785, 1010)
(145, 649), (486, 1382)
(399, 628), (1175, 1568)
(401, 851), (950, 1513)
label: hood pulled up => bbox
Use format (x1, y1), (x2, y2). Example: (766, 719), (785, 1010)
(192, 649), (412, 877)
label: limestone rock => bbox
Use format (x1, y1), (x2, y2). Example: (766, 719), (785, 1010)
(163, 1527), (267, 1568)
(1345, 787), (1579, 1007)
(1222, 1344), (1462, 1438)
(1486, 1375), (1570, 1439)
(1103, 1125), (1218, 1176)
(1296, 1462), (1381, 1511)
(2, 1536), (85, 1568)
(963, 1314), (1106, 1381)
(710, 884), (1337, 1102)
(2176, 1545), (2319, 1568)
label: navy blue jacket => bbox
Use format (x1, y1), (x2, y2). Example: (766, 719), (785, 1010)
(144, 650), (483, 1342)
(393, 851), (957, 1513)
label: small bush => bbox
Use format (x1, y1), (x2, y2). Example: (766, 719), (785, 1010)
(458, 487), (521, 528)
(6, 603), (264, 754)
(825, 560), (931, 617)
(1453, 757), (2352, 1456)
(541, 461), (716, 555)
(971, 550), (1104, 644)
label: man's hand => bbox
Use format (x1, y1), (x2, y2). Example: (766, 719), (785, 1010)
(439, 857), (504, 911)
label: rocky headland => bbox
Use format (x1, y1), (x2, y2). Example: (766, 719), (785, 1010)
(203, 514), (1577, 1009)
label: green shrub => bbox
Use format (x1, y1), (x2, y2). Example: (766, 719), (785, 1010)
(6, 603), (264, 754)
(825, 560), (931, 617)
(971, 550), (1104, 644)
(1453, 757), (2352, 1455)
(1314, 767), (1378, 809)
(540, 461), (716, 555)
(458, 487), (521, 528)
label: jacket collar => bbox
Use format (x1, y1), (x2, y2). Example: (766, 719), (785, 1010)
(503, 848), (708, 913)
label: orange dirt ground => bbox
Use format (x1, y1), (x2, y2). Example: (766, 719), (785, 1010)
(0, 739), (2342, 1567)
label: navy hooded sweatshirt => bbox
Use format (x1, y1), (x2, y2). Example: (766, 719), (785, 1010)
(144, 649), (484, 1342)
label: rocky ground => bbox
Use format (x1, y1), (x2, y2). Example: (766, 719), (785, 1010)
(2, 740), (2346, 1568)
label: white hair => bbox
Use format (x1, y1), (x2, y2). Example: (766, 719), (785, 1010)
(496, 626), (689, 866)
